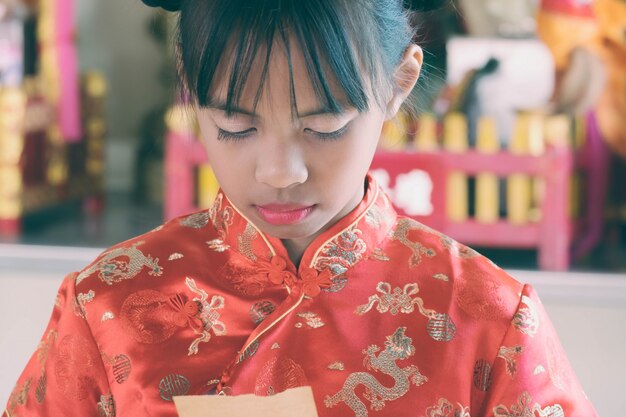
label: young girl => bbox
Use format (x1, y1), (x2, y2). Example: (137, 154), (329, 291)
(4, 1), (598, 416)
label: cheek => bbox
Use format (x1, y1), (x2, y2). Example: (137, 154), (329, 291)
(206, 148), (249, 191)
(198, 129), (252, 200)
(327, 118), (381, 171)
(311, 121), (381, 195)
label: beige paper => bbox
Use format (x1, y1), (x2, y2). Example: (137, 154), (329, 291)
(173, 386), (320, 417)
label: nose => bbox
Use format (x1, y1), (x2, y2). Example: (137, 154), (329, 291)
(255, 139), (308, 189)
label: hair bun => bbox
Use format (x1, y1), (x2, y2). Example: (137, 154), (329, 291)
(141, 0), (181, 12)
(403, 0), (448, 11)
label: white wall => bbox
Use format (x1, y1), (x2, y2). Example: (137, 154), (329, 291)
(77, 0), (171, 141)
(1, 245), (624, 416)
(77, 0), (174, 191)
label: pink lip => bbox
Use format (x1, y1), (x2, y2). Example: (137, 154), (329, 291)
(255, 203), (315, 225)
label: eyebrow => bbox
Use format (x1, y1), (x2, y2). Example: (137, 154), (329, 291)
(205, 101), (349, 119)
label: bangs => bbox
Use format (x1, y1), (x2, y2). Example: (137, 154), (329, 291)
(178, 0), (411, 116)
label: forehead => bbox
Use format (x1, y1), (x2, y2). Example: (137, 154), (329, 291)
(208, 35), (349, 115)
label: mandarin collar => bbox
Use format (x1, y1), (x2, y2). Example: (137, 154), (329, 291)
(204, 173), (397, 294)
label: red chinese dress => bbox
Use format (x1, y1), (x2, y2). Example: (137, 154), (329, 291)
(4, 175), (598, 417)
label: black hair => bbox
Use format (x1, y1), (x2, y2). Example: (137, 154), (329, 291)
(142, 0), (447, 116)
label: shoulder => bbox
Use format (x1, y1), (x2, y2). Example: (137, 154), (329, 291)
(385, 215), (525, 323)
(72, 208), (222, 301)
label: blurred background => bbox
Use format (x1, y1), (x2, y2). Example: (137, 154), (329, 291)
(0, 0), (625, 414)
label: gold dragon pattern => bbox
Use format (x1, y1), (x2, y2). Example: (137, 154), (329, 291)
(325, 327), (427, 416)
(75, 241), (162, 286)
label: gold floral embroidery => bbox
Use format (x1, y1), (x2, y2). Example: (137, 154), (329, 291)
(493, 392), (564, 417)
(433, 273), (449, 282)
(97, 393), (116, 417)
(72, 290), (95, 318)
(207, 239), (230, 252)
(75, 241), (162, 286)
(7, 377), (31, 415)
(37, 330), (58, 369)
(168, 252), (184, 261)
(325, 327), (427, 416)
(32, 330), (57, 403)
(185, 277), (227, 355)
(512, 295), (539, 337)
(355, 282), (436, 318)
(180, 212), (211, 228)
(365, 204), (385, 228)
(271, 342), (281, 350)
(368, 247), (390, 262)
(440, 235), (480, 259)
(328, 361), (345, 371)
(295, 312), (325, 329)
(206, 379), (221, 387)
(314, 227), (367, 290)
(238, 223), (258, 261)
(422, 398), (470, 417)
(391, 218), (436, 267)
(209, 193), (234, 238)
(497, 345), (524, 377)
(101, 311), (115, 322)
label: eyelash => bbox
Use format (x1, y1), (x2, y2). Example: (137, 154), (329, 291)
(305, 123), (350, 141)
(216, 124), (351, 142)
(217, 128), (255, 142)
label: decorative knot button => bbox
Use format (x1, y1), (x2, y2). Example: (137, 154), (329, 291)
(300, 267), (333, 297)
(259, 256), (296, 286)
(168, 293), (203, 332)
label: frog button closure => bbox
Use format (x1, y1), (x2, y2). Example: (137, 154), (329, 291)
(300, 267), (333, 298)
(258, 255), (297, 286)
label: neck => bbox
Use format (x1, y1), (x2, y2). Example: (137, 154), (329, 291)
(281, 238), (310, 269)
(280, 180), (367, 268)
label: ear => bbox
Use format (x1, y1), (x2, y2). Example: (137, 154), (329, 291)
(385, 44), (423, 120)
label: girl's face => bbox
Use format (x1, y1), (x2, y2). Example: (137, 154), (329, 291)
(195, 40), (421, 244)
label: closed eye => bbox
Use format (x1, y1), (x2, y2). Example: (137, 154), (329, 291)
(305, 123), (351, 141)
(217, 128), (256, 141)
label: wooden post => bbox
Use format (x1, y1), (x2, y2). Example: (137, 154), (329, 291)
(82, 72), (108, 215)
(0, 88), (26, 236)
(46, 124), (68, 186)
(198, 165), (219, 209)
(444, 112), (469, 223)
(380, 112), (409, 150)
(545, 115), (578, 218)
(507, 113), (533, 225)
(84, 72), (107, 179)
(475, 117), (500, 223)
(539, 146), (573, 270)
(528, 112), (545, 223)
(414, 113), (438, 151)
